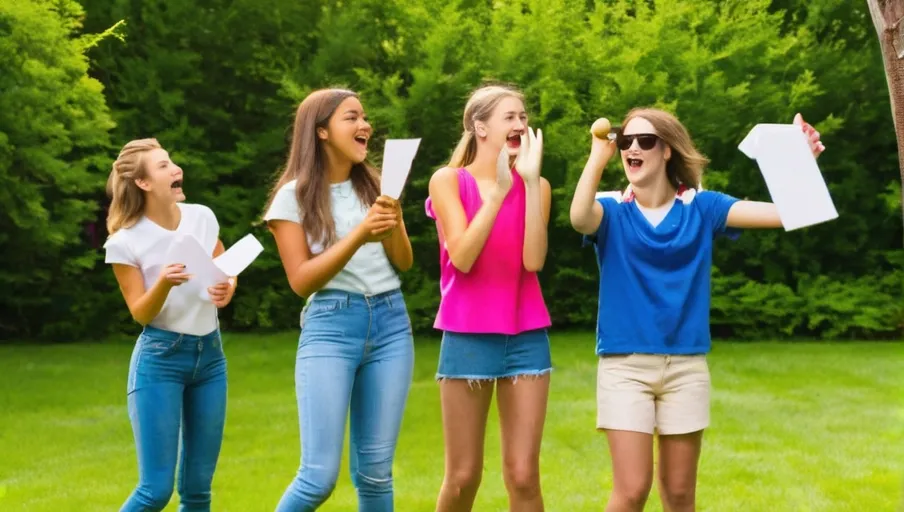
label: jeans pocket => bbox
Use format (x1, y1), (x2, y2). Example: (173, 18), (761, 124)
(139, 334), (181, 357)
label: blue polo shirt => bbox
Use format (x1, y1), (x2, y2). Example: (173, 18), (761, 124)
(583, 190), (740, 355)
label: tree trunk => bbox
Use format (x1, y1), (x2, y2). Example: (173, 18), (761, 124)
(867, 0), (904, 244)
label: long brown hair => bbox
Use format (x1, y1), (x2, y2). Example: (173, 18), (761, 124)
(622, 108), (709, 189)
(105, 138), (161, 235)
(449, 84), (524, 168)
(265, 89), (380, 247)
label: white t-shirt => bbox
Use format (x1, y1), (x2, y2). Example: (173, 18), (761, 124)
(263, 179), (401, 296)
(104, 203), (220, 336)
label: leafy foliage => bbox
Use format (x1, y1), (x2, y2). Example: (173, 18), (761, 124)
(0, 0), (116, 340)
(2, 0), (900, 341)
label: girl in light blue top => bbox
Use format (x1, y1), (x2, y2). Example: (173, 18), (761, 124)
(263, 88), (415, 511)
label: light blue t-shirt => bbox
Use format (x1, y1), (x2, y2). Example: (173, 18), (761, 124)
(583, 190), (740, 355)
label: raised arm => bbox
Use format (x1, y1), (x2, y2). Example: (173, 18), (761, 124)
(514, 127), (551, 272)
(570, 128), (617, 235)
(522, 177), (552, 271)
(269, 203), (397, 298)
(428, 165), (508, 274)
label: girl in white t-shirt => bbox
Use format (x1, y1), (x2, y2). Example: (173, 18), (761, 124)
(103, 138), (235, 512)
(263, 89), (415, 511)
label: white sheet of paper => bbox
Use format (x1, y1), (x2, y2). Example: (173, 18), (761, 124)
(165, 233), (264, 301)
(380, 138), (421, 199)
(738, 123), (838, 231)
(164, 234), (229, 301)
(213, 233), (264, 277)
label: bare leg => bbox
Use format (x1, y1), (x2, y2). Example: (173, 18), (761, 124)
(657, 431), (703, 512)
(603, 429), (654, 512)
(435, 379), (494, 512)
(496, 374), (549, 512)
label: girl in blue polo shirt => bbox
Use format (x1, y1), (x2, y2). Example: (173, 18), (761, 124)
(569, 108), (824, 512)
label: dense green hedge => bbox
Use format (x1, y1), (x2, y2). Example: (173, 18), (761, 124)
(1, 0), (901, 342)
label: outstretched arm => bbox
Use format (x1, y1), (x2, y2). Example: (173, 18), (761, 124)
(726, 113), (826, 229)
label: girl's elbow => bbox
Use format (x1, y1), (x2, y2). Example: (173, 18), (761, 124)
(523, 258), (545, 273)
(569, 209), (587, 232)
(449, 256), (473, 274)
(395, 258), (414, 272)
(289, 277), (311, 298)
(131, 311), (151, 326)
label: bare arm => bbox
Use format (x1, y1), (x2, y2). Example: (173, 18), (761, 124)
(269, 222), (365, 298)
(268, 203), (396, 298)
(522, 177), (552, 272)
(726, 201), (783, 229)
(379, 197), (414, 272)
(570, 137), (616, 235)
(111, 264), (185, 325)
(428, 167), (505, 274)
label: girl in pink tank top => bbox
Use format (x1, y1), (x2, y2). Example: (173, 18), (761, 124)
(426, 84), (552, 512)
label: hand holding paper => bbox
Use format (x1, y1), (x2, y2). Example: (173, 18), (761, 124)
(207, 280), (235, 308)
(738, 122), (838, 231)
(380, 138), (422, 200)
(164, 233), (264, 301)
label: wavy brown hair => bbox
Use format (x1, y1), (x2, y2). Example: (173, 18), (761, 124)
(622, 108), (709, 190)
(265, 89), (380, 247)
(105, 138), (161, 235)
(449, 84), (524, 168)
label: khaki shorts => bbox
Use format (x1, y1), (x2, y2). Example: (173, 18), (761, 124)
(597, 353), (710, 435)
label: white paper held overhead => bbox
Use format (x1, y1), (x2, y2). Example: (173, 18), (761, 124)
(380, 138), (422, 199)
(738, 123), (838, 231)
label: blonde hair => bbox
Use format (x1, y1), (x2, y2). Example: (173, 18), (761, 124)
(448, 84), (524, 168)
(621, 108), (709, 189)
(105, 138), (161, 235)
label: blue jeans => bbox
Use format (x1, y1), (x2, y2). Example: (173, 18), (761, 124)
(276, 288), (414, 512)
(120, 325), (228, 512)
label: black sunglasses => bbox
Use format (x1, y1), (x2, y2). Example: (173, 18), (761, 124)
(615, 131), (660, 151)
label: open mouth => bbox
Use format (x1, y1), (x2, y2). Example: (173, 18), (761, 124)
(354, 135), (368, 148)
(506, 133), (522, 149)
(626, 158), (643, 172)
(171, 179), (183, 189)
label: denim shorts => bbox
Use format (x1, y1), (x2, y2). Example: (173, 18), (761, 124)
(436, 328), (552, 381)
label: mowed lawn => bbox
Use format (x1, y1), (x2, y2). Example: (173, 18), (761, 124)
(0, 332), (902, 511)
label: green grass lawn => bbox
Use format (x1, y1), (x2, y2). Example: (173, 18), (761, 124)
(0, 332), (902, 511)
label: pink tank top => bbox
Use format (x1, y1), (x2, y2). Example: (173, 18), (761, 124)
(425, 168), (552, 335)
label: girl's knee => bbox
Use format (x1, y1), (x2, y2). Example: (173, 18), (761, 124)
(294, 466), (339, 504)
(135, 483), (175, 511)
(502, 461), (540, 496)
(443, 465), (482, 497)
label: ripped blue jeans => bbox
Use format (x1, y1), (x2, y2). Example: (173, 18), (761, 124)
(275, 288), (414, 512)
